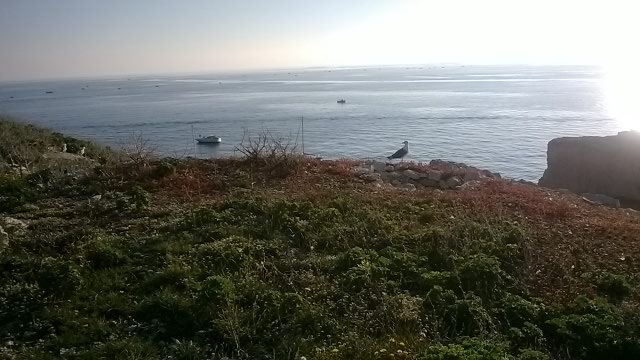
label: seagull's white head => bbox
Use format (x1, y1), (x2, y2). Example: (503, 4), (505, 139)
(403, 141), (409, 146)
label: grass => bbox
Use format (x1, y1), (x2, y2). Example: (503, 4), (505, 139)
(1, 118), (640, 359)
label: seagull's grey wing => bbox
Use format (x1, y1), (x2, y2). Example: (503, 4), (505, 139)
(388, 147), (407, 159)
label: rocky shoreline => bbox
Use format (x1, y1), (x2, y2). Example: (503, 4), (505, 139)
(353, 159), (502, 191)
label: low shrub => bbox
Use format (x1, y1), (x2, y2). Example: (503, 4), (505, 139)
(596, 272), (633, 303)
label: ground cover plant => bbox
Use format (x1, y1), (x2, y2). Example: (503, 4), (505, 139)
(1, 118), (639, 359)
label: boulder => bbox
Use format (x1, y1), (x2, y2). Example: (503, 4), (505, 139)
(419, 178), (439, 188)
(539, 131), (640, 202)
(381, 171), (404, 182)
(402, 169), (420, 180)
(397, 183), (416, 191)
(445, 176), (463, 189)
(372, 161), (387, 172)
(384, 165), (395, 172)
(582, 193), (621, 208)
(426, 170), (443, 181)
(463, 169), (481, 181)
(361, 173), (382, 183)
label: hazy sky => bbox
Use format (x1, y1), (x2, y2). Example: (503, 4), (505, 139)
(0, 0), (637, 81)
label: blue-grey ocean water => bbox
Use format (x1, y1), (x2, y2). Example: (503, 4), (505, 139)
(0, 65), (624, 181)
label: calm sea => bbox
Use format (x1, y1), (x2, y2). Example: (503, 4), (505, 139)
(0, 65), (624, 181)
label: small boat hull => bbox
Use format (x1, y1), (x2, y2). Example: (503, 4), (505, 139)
(196, 137), (222, 144)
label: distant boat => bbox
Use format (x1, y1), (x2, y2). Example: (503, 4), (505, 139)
(195, 135), (222, 144)
(45, 91), (53, 94)
(337, 99), (346, 104)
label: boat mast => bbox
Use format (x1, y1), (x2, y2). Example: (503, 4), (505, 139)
(191, 124), (196, 158)
(301, 116), (305, 155)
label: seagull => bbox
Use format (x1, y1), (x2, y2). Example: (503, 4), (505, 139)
(78, 146), (86, 156)
(62, 143), (67, 152)
(387, 141), (409, 161)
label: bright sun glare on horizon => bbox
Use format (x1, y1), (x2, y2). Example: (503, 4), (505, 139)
(309, 0), (640, 130)
(603, 61), (640, 131)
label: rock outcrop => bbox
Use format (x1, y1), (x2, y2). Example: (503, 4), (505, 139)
(539, 131), (640, 203)
(356, 159), (499, 191)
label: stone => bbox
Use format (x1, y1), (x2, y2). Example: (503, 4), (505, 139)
(391, 179), (402, 186)
(402, 169), (420, 180)
(539, 131), (640, 202)
(380, 171), (396, 182)
(445, 176), (463, 189)
(397, 183), (416, 191)
(463, 169), (481, 181)
(582, 193), (621, 208)
(361, 173), (382, 183)
(419, 178), (439, 188)
(438, 180), (450, 189)
(372, 161), (387, 172)
(426, 170), (443, 181)
(384, 165), (395, 172)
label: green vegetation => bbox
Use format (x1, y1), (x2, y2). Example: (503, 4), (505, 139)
(1, 118), (640, 359)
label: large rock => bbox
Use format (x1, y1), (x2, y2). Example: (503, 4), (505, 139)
(539, 131), (640, 202)
(426, 170), (443, 181)
(582, 193), (621, 208)
(371, 161), (387, 172)
(402, 169), (420, 180)
(445, 176), (463, 189)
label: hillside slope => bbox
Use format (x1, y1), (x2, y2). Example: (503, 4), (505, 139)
(1, 118), (639, 359)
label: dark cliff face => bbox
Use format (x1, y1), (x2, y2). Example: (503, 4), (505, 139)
(539, 131), (640, 201)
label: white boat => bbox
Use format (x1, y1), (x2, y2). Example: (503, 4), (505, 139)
(195, 135), (222, 144)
